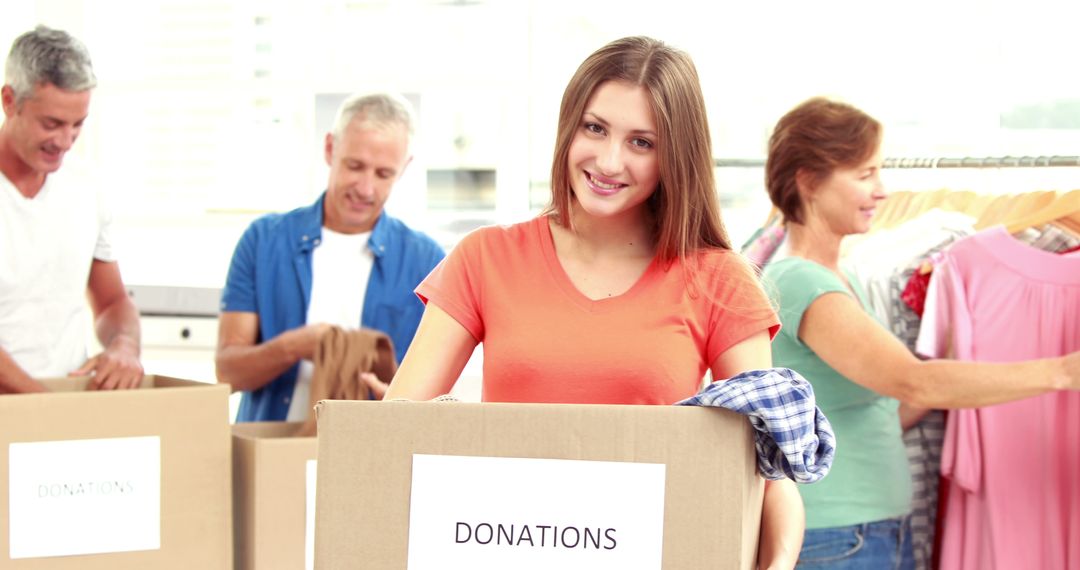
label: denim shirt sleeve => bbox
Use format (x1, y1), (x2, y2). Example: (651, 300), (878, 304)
(363, 216), (446, 365)
(221, 221), (260, 313)
(392, 238), (444, 363)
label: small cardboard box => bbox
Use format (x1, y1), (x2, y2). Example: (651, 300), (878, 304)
(232, 421), (318, 570)
(314, 400), (763, 569)
(0, 375), (232, 569)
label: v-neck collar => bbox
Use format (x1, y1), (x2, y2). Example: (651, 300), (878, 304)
(536, 216), (660, 313)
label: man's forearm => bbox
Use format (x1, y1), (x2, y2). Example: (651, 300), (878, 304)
(94, 297), (141, 353)
(0, 348), (46, 393)
(216, 331), (305, 393)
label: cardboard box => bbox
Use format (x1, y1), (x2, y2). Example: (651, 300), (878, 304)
(0, 375), (232, 569)
(232, 421), (318, 570)
(314, 400), (763, 569)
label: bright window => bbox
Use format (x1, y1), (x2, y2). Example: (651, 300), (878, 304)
(3, 0), (1077, 286)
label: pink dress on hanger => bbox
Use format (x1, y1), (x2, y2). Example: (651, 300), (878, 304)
(916, 226), (1080, 570)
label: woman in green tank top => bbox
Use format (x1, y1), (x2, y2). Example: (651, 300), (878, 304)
(762, 97), (1080, 569)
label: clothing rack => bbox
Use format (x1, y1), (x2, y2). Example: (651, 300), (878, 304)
(715, 155), (1080, 169)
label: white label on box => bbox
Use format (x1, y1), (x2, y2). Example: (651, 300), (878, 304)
(306, 459), (317, 570)
(8, 436), (161, 559)
(407, 454), (666, 570)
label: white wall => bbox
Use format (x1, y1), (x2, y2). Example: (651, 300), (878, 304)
(2, 0), (1079, 287)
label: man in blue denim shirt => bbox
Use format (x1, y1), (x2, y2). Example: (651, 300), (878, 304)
(216, 92), (444, 422)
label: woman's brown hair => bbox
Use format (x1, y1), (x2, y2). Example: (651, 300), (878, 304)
(766, 97), (882, 224)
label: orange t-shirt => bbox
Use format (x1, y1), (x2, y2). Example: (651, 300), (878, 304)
(416, 216), (779, 405)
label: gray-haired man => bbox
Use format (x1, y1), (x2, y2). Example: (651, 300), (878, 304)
(216, 92), (444, 421)
(0, 25), (143, 393)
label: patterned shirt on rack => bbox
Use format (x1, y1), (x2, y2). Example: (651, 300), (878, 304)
(741, 222), (786, 270)
(1017, 223), (1080, 253)
(676, 368), (835, 484)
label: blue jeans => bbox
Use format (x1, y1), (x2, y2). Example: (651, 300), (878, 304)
(796, 515), (914, 569)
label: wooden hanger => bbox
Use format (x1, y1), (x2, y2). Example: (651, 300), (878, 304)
(1002, 192), (1054, 223)
(901, 188), (952, 223)
(993, 190), (1055, 230)
(1004, 189), (1080, 234)
(938, 190), (976, 215)
(1054, 212), (1080, 237)
(880, 191), (928, 230)
(974, 193), (1028, 230)
(960, 192), (998, 221)
(871, 188), (976, 232)
(882, 187), (958, 230)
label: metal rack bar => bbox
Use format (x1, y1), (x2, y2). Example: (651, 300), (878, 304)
(714, 156), (1080, 168)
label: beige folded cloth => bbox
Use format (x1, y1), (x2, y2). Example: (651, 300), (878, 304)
(296, 326), (397, 436)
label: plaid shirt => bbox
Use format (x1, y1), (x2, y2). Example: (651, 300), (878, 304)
(676, 368), (835, 484)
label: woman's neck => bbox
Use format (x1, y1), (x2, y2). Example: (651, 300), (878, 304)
(564, 201), (655, 260)
(784, 219), (843, 270)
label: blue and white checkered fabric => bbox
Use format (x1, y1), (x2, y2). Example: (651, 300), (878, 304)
(676, 368), (835, 484)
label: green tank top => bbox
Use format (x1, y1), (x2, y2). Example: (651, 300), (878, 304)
(762, 257), (912, 529)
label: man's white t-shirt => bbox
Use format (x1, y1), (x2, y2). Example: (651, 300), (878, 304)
(285, 227), (374, 420)
(0, 165), (114, 377)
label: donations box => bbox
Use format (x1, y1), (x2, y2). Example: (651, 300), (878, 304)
(313, 400), (763, 569)
(1, 375), (231, 569)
